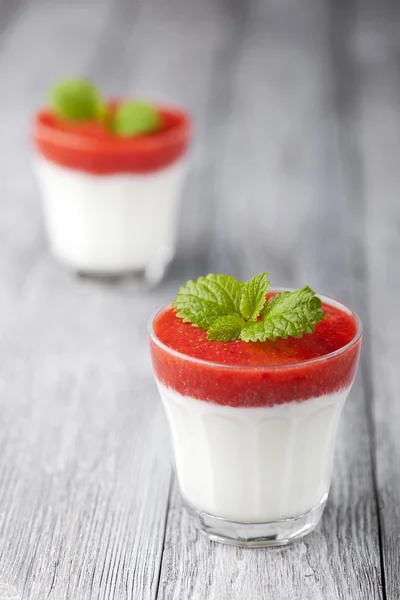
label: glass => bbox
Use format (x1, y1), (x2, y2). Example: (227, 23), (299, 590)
(32, 105), (191, 285)
(148, 293), (362, 547)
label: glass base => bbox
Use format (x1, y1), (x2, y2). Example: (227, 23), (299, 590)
(184, 496), (327, 548)
(75, 261), (169, 288)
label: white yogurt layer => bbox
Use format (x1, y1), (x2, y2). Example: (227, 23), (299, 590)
(34, 157), (186, 277)
(157, 381), (350, 523)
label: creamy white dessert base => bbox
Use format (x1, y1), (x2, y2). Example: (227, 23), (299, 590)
(157, 381), (350, 523)
(34, 157), (186, 277)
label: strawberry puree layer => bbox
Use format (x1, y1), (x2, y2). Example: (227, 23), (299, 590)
(149, 296), (361, 407)
(33, 103), (191, 175)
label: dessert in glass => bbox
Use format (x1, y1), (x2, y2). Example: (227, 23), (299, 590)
(32, 79), (191, 283)
(149, 273), (362, 547)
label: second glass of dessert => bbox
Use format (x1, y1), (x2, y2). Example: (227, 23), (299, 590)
(149, 272), (362, 547)
(32, 79), (191, 283)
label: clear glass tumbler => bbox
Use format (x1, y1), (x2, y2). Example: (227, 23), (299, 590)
(148, 294), (362, 547)
(32, 103), (191, 284)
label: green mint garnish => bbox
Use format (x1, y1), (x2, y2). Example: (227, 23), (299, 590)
(172, 273), (324, 343)
(50, 78), (105, 122)
(48, 79), (161, 138)
(113, 101), (162, 137)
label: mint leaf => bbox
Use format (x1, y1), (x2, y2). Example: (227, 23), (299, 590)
(240, 286), (324, 342)
(172, 274), (244, 330)
(113, 101), (162, 137)
(207, 315), (246, 341)
(240, 272), (270, 321)
(50, 79), (105, 122)
(208, 274), (243, 313)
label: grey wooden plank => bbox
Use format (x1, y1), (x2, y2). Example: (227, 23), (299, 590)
(0, 3), (173, 600)
(0, 0), (27, 43)
(0, 1), (230, 598)
(350, 1), (400, 598)
(84, 0), (144, 89)
(0, 270), (173, 600)
(157, 1), (383, 598)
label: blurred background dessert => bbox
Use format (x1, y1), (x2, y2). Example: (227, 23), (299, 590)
(33, 81), (191, 282)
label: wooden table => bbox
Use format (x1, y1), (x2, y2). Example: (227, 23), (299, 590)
(0, 0), (398, 598)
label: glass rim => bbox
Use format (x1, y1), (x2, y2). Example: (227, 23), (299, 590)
(148, 288), (363, 372)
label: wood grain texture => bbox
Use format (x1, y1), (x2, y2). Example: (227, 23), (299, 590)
(0, 3), (174, 599)
(0, 0), (397, 598)
(352, 1), (400, 598)
(158, 1), (383, 599)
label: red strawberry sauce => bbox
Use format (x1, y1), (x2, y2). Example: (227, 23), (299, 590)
(149, 295), (362, 407)
(33, 102), (191, 175)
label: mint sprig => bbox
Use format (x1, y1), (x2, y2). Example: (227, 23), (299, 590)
(172, 273), (324, 343)
(50, 79), (105, 122)
(49, 78), (162, 138)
